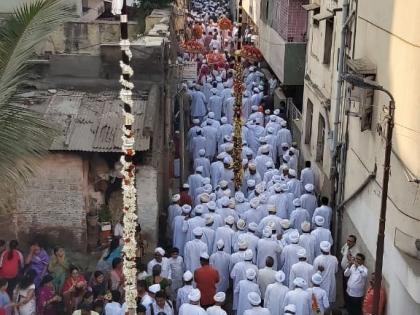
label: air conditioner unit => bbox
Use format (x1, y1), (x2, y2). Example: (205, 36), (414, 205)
(346, 84), (374, 132)
(273, 87), (287, 114)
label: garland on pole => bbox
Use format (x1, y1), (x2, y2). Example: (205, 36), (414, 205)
(113, 0), (138, 312)
(232, 0), (243, 191)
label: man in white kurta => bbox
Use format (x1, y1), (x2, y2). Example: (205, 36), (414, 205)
(178, 289), (207, 315)
(193, 149), (211, 178)
(173, 205), (191, 257)
(257, 204), (283, 237)
(298, 221), (316, 264)
(184, 228), (208, 273)
(147, 247), (172, 279)
(283, 278), (312, 315)
(202, 120), (218, 160)
(217, 117), (233, 147)
(300, 161), (315, 188)
(231, 249), (258, 311)
(307, 272), (330, 314)
(176, 271), (194, 313)
(213, 216), (235, 253)
(289, 248), (314, 289)
(244, 292), (271, 315)
(264, 271), (289, 315)
(191, 129), (207, 160)
(208, 89), (223, 120)
(210, 240), (231, 292)
(257, 256), (277, 297)
(300, 184), (318, 219)
(206, 292), (227, 315)
(277, 122), (292, 146)
(183, 205), (206, 243)
(312, 241), (338, 303)
(286, 169), (302, 199)
(312, 196), (332, 229)
(191, 85), (208, 121)
(289, 198), (311, 234)
(279, 231), (304, 286)
(256, 227), (282, 269)
(167, 194), (182, 237)
(236, 269), (261, 315)
(311, 216), (333, 257)
(202, 216), (216, 255)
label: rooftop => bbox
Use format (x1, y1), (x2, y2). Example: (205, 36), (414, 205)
(13, 86), (160, 153)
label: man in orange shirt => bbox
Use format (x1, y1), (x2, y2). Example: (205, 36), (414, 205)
(194, 252), (220, 308)
(362, 273), (386, 315)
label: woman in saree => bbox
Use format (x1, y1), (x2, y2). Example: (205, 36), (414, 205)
(62, 266), (87, 314)
(36, 275), (61, 315)
(25, 241), (50, 288)
(48, 247), (69, 294)
(96, 239), (121, 273)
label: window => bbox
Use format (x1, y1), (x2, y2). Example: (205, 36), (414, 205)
(305, 99), (314, 144)
(316, 114), (326, 163)
(323, 18), (334, 64)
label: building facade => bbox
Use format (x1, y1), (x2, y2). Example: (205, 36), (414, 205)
(300, 0), (420, 313)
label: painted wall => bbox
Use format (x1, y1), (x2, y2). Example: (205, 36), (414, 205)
(342, 0), (420, 312)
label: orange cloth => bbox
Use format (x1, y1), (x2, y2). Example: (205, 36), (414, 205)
(362, 286), (386, 315)
(194, 265), (219, 306)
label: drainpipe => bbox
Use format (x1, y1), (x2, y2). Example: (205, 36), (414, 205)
(330, 0), (349, 254)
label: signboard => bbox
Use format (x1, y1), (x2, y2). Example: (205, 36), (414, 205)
(182, 61), (197, 81)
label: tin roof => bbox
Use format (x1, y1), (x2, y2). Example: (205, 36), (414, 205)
(40, 88), (158, 152)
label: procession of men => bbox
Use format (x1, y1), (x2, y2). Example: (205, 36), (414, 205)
(141, 0), (373, 315)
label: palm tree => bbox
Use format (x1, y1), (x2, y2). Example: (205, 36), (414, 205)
(0, 0), (72, 198)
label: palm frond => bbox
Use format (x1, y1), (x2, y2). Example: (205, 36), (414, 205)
(0, 0), (73, 193)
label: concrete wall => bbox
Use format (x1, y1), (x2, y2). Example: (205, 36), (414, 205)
(15, 153), (88, 251)
(136, 166), (159, 255)
(340, 0), (420, 312)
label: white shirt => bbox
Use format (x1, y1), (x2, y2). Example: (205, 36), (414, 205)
(206, 305), (227, 315)
(179, 303), (207, 315)
(105, 301), (124, 315)
(340, 243), (360, 270)
(147, 257), (172, 279)
(257, 267), (277, 297)
(176, 285), (193, 312)
(264, 282), (289, 315)
(244, 306), (271, 315)
(344, 264), (368, 297)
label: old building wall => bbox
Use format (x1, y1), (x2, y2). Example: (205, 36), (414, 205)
(15, 153), (88, 251)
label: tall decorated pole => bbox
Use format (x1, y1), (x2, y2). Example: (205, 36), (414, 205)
(112, 1), (137, 314)
(232, 0), (243, 191)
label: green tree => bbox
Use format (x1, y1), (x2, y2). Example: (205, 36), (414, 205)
(0, 0), (72, 195)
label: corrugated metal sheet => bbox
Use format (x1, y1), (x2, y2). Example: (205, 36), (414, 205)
(46, 90), (152, 152)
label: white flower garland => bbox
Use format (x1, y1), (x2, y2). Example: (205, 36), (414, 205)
(119, 39), (138, 310)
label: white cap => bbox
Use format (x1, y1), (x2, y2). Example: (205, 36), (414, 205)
(275, 270), (286, 283)
(200, 252), (209, 260)
(219, 180), (229, 188)
(183, 183), (190, 189)
(196, 166), (204, 173)
(193, 227), (203, 237)
(293, 277), (307, 288)
(200, 192), (210, 202)
(182, 204), (192, 214)
(214, 292), (226, 303)
(280, 219), (290, 229)
(208, 111), (215, 118)
(148, 284), (161, 294)
(253, 87), (259, 93)
(301, 221), (311, 232)
(220, 196), (230, 207)
(289, 231), (300, 243)
(235, 191), (245, 203)
(263, 227), (272, 238)
(220, 116), (228, 124)
(293, 198), (302, 207)
(207, 201), (217, 210)
(244, 249), (253, 261)
(246, 268), (257, 280)
(288, 169), (297, 177)
(188, 289), (201, 302)
(205, 215), (214, 225)
(265, 160), (274, 168)
(225, 215), (235, 225)
(223, 156), (233, 164)
(267, 204), (276, 213)
(216, 239), (225, 249)
(247, 292), (261, 306)
(183, 270), (193, 281)
(305, 183), (315, 192)
(217, 152), (227, 160)
(248, 222), (258, 232)
(314, 215), (325, 226)
(198, 148), (206, 156)
(281, 120), (287, 127)
(238, 239), (248, 250)
(297, 248), (307, 258)
(250, 197), (260, 208)
(194, 205), (204, 214)
(155, 247), (165, 256)
(320, 241), (332, 252)
(247, 179), (256, 187)
(172, 194), (180, 202)
(284, 304), (297, 313)
(255, 183), (265, 194)
(237, 219), (246, 230)
(251, 105), (258, 111)
(274, 183), (282, 192)
(312, 272), (323, 285)
(260, 145), (269, 154)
